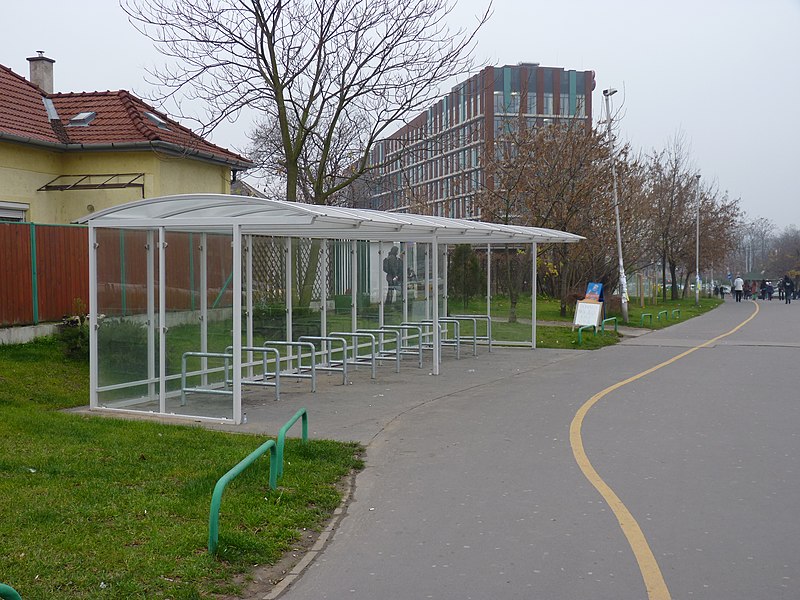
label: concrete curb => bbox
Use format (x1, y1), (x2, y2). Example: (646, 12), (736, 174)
(259, 471), (355, 599)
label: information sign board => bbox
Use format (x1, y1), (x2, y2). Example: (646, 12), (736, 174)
(573, 301), (603, 328)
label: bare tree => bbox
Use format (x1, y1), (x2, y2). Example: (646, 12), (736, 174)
(645, 133), (698, 300)
(123, 0), (489, 307)
(122, 0), (490, 205)
(478, 114), (652, 318)
(766, 225), (800, 278)
(645, 134), (742, 299)
(746, 216), (776, 273)
(694, 185), (740, 285)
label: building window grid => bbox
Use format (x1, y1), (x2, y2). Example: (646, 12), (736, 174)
(371, 67), (594, 217)
(543, 93), (553, 115)
(559, 93), (570, 116)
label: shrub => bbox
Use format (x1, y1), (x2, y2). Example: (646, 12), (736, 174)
(58, 299), (89, 361)
(97, 318), (149, 380)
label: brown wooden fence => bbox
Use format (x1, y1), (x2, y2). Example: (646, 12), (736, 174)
(0, 223), (88, 326)
(1, 223), (234, 327)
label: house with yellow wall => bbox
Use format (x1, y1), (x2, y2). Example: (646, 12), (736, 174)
(0, 53), (252, 224)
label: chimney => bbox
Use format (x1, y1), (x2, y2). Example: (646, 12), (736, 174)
(27, 51), (55, 93)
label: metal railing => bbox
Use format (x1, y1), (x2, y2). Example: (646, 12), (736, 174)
(224, 346), (282, 400)
(181, 351), (233, 406)
(262, 341), (317, 392)
(208, 408), (310, 555)
(444, 315), (480, 355)
(328, 331), (379, 377)
(417, 319), (462, 359)
(276, 408), (309, 478)
(208, 438), (278, 554)
(0, 583), (22, 600)
(182, 347), (283, 406)
(577, 324), (596, 345)
(601, 317), (618, 333)
(355, 328), (403, 372)
(450, 314), (492, 352)
(298, 336), (349, 385)
(381, 324), (424, 367)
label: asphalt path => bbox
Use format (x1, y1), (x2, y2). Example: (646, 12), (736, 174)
(244, 298), (799, 600)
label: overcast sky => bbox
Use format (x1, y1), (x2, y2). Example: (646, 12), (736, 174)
(3, 0), (798, 227)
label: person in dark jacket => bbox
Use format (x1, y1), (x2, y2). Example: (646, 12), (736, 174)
(383, 246), (402, 304)
(783, 275), (794, 304)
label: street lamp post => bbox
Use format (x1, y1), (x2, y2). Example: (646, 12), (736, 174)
(603, 88), (628, 323)
(695, 174), (701, 306)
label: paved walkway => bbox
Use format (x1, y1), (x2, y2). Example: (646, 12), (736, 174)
(220, 299), (799, 600)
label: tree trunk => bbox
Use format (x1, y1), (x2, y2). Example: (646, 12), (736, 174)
(297, 239), (323, 308)
(505, 246), (517, 323)
(669, 262), (679, 300)
(559, 246), (569, 317)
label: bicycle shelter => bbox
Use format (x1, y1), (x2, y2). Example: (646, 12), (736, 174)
(78, 194), (582, 424)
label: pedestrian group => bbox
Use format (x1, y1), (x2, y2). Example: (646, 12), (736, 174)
(716, 274), (796, 304)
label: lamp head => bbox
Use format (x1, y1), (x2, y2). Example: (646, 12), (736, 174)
(603, 88), (618, 97)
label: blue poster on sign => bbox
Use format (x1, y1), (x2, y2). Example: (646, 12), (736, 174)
(585, 282), (603, 302)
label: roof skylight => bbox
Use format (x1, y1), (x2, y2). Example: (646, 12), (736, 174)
(145, 112), (170, 130)
(67, 111), (97, 126)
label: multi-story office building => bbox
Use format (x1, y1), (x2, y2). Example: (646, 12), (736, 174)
(354, 63), (595, 219)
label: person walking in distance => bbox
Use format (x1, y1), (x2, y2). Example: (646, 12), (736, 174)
(733, 274), (744, 302)
(383, 246), (402, 305)
(783, 275), (794, 304)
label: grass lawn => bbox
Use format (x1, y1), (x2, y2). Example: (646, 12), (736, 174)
(450, 294), (722, 341)
(0, 337), (363, 599)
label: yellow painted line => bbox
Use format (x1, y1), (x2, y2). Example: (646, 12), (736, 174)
(569, 301), (760, 600)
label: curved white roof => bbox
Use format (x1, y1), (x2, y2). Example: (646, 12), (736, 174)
(79, 194), (583, 244)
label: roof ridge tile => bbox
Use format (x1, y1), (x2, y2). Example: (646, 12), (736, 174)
(0, 63), (47, 94)
(118, 90), (159, 141)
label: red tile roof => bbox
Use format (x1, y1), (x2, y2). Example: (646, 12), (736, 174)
(0, 64), (59, 143)
(0, 63), (252, 169)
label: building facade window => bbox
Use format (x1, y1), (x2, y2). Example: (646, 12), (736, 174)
(0, 202), (28, 222)
(543, 93), (553, 115)
(356, 64), (593, 219)
(559, 93), (570, 116)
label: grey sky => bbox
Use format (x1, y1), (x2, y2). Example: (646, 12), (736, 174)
(3, 0), (798, 226)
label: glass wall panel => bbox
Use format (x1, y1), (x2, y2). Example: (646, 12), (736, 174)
(437, 244), (447, 319)
(407, 242), (429, 322)
(352, 240), (377, 330)
(382, 241), (404, 326)
(96, 227), (155, 411)
(251, 236), (286, 343)
(328, 239), (354, 333)
(290, 238), (323, 335)
(164, 230), (234, 420)
(289, 238), (323, 374)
